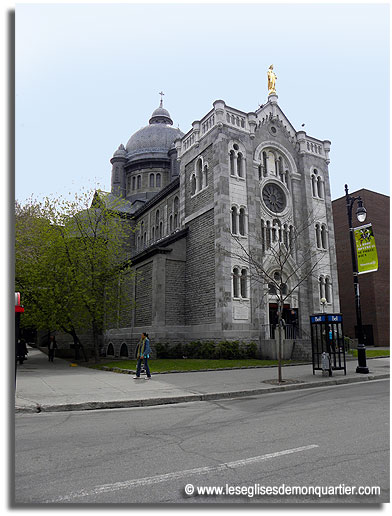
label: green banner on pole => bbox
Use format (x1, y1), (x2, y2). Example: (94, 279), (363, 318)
(354, 224), (378, 274)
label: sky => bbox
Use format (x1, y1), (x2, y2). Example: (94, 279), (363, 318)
(13, 1), (390, 205)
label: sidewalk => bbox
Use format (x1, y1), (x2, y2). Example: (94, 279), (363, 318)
(15, 346), (390, 413)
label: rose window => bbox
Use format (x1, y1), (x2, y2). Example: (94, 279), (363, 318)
(262, 183), (287, 213)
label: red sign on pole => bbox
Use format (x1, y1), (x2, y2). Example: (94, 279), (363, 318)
(15, 292), (24, 313)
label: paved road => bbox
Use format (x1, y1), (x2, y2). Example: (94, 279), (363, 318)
(14, 380), (389, 504)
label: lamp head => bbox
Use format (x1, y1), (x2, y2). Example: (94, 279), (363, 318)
(356, 199), (367, 223)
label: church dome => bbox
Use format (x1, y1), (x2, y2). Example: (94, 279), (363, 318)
(126, 102), (183, 159)
(149, 106), (173, 125)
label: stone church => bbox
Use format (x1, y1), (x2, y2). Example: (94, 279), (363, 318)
(103, 76), (340, 359)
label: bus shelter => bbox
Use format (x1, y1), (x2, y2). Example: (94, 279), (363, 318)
(310, 313), (346, 376)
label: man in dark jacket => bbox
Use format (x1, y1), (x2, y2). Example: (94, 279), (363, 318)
(133, 332), (151, 380)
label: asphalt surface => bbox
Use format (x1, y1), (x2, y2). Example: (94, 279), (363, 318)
(14, 380), (390, 504)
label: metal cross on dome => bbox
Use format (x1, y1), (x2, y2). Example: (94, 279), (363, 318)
(159, 91), (165, 107)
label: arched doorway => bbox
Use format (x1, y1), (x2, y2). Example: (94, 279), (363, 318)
(106, 343), (115, 356)
(120, 343), (128, 357)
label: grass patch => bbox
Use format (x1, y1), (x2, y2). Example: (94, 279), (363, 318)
(90, 358), (298, 373)
(347, 349), (389, 358)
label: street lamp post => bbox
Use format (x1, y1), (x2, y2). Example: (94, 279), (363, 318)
(344, 184), (369, 374)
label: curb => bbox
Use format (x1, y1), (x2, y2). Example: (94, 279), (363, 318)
(15, 373), (389, 414)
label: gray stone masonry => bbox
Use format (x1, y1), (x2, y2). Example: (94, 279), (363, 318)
(103, 96), (338, 363)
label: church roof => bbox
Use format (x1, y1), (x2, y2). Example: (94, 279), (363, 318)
(91, 190), (134, 215)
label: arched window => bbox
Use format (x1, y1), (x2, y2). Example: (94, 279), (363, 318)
(261, 219), (266, 253)
(232, 267), (240, 298)
(137, 175), (142, 189)
(240, 269), (248, 298)
(268, 271), (288, 297)
(268, 282), (277, 295)
(132, 176), (136, 190)
(237, 153), (243, 178)
(203, 164), (208, 187)
(315, 224), (321, 248)
(262, 152), (267, 177)
(311, 175), (317, 197)
(283, 224), (288, 248)
(271, 224), (277, 242)
(149, 174), (155, 188)
(197, 159), (203, 190)
(239, 208), (246, 236)
(317, 176), (323, 199)
(272, 271), (288, 296)
(159, 221), (163, 239)
(289, 226), (295, 256)
(266, 220), (271, 248)
(230, 150), (235, 176)
(107, 343), (114, 356)
(325, 277), (332, 303)
(191, 174), (196, 196)
(169, 215), (173, 233)
(319, 276), (325, 299)
(156, 173), (161, 187)
(278, 156), (283, 181)
(321, 224), (327, 249)
(231, 206), (238, 234)
(173, 196), (179, 229)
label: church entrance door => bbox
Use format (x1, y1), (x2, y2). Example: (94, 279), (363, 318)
(268, 303), (298, 339)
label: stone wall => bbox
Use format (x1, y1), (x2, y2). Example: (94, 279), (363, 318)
(185, 209), (216, 325)
(135, 261), (153, 326)
(165, 259), (186, 325)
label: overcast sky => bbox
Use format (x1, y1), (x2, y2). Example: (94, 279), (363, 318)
(13, 2), (391, 204)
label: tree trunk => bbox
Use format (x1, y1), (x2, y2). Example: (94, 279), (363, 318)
(91, 319), (100, 364)
(61, 325), (88, 362)
(277, 297), (283, 383)
(71, 330), (88, 362)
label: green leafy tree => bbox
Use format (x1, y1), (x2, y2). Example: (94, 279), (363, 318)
(15, 190), (135, 362)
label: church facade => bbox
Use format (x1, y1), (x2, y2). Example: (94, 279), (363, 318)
(104, 87), (340, 359)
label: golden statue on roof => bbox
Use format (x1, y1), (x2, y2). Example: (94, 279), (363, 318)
(267, 64), (277, 95)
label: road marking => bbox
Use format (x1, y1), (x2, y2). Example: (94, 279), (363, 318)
(47, 444), (319, 502)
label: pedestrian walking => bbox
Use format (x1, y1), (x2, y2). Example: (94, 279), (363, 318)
(48, 335), (57, 362)
(16, 338), (28, 364)
(133, 332), (152, 380)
